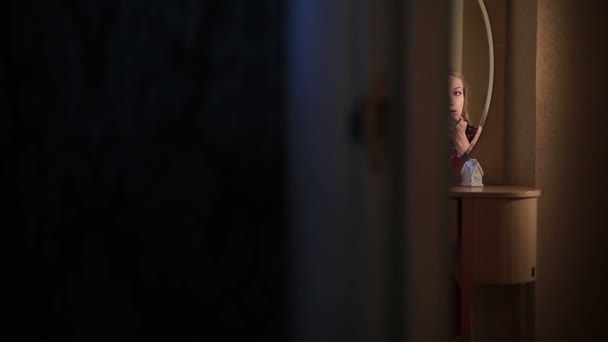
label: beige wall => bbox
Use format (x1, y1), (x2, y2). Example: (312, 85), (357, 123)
(504, 0), (537, 187)
(534, 1), (608, 340)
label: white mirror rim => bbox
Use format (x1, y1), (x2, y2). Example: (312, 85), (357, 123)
(464, 0), (494, 156)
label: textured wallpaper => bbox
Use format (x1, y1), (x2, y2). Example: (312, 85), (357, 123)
(535, 1), (608, 340)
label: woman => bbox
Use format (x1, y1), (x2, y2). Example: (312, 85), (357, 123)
(448, 72), (478, 167)
(361, 71), (478, 169)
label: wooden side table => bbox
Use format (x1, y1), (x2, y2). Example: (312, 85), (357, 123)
(450, 185), (541, 342)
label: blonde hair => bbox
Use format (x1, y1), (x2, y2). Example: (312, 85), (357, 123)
(450, 71), (470, 123)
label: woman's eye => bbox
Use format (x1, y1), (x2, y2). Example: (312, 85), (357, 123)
(454, 91), (462, 96)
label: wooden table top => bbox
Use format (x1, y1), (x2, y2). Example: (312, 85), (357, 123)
(449, 185), (541, 198)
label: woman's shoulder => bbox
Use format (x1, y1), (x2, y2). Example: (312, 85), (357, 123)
(465, 124), (478, 142)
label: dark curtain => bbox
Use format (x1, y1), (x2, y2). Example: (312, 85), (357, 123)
(1, 0), (286, 340)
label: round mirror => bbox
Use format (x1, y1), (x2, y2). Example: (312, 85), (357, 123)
(451, 0), (494, 155)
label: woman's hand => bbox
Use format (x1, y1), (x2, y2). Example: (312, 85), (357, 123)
(449, 113), (470, 156)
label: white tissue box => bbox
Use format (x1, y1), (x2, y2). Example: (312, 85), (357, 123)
(460, 159), (484, 186)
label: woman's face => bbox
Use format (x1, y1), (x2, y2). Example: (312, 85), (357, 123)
(449, 75), (464, 118)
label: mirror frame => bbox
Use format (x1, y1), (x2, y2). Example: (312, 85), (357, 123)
(464, 0), (494, 156)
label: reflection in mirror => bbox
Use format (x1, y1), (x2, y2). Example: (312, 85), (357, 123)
(361, 0), (494, 170)
(450, 0), (494, 157)
(449, 72), (478, 164)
